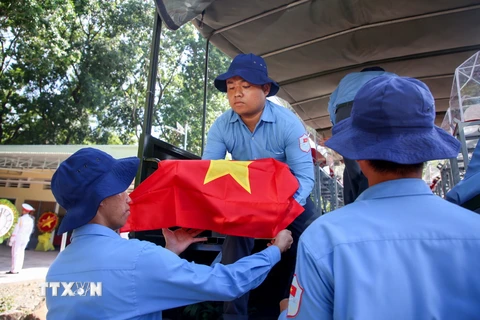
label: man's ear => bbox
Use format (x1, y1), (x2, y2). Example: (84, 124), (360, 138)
(263, 83), (271, 96)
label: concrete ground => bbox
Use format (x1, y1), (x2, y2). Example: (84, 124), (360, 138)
(0, 244), (58, 285)
(0, 244), (58, 319)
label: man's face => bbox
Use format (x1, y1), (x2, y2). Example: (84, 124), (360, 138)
(98, 191), (131, 230)
(226, 76), (270, 118)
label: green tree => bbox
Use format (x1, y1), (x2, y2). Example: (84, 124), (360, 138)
(147, 24), (230, 155)
(1, 0), (231, 154)
(1, 0), (153, 145)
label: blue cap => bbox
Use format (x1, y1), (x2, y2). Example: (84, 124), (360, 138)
(214, 53), (279, 97)
(326, 76), (460, 164)
(52, 148), (139, 234)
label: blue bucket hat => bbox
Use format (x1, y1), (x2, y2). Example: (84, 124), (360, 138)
(325, 76), (460, 164)
(214, 53), (279, 97)
(52, 148), (139, 234)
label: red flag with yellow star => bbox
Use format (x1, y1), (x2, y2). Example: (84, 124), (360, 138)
(121, 158), (304, 238)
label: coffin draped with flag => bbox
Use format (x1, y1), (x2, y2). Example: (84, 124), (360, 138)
(121, 158), (304, 238)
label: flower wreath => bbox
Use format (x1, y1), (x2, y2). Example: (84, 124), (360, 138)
(0, 199), (19, 243)
(37, 211), (59, 233)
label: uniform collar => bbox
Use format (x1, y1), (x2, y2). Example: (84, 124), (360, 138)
(229, 100), (276, 123)
(71, 223), (120, 240)
(356, 178), (433, 201)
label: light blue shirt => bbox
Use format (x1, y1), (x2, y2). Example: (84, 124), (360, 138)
(328, 71), (397, 124)
(279, 179), (480, 319)
(447, 140), (480, 207)
(202, 100), (314, 205)
(46, 224), (281, 320)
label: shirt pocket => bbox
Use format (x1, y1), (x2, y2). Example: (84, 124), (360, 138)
(264, 140), (285, 160)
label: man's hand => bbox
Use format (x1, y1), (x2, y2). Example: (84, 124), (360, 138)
(8, 236), (15, 247)
(268, 229), (293, 253)
(279, 298), (289, 313)
(162, 228), (207, 255)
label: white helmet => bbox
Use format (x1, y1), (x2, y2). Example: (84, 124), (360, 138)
(22, 203), (35, 212)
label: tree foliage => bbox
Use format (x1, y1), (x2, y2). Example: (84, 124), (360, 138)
(1, 0), (230, 155)
(152, 25), (230, 154)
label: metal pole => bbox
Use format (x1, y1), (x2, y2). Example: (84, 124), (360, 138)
(450, 157), (461, 186)
(60, 232), (67, 252)
(51, 203), (59, 247)
(446, 109), (452, 133)
(457, 122), (470, 169)
(455, 68), (465, 122)
(184, 123), (188, 150)
(136, 12), (162, 186)
(201, 39), (210, 156)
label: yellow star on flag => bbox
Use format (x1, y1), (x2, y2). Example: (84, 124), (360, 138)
(204, 160), (253, 193)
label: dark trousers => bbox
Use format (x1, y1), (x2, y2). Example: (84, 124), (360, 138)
(221, 197), (316, 320)
(335, 101), (369, 205)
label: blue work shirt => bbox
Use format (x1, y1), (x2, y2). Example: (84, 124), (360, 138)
(46, 224), (281, 320)
(328, 71), (397, 124)
(280, 179), (480, 319)
(202, 100), (314, 205)
(447, 140), (480, 207)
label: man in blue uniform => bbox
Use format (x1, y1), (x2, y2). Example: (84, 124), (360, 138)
(447, 140), (480, 213)
(203, 53), (315, 319)
(280, 76), (480, 319)
(45, 147), (293, 320)
(328, 67), (397, 204)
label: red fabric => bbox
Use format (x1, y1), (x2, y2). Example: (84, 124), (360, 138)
(121, 158), (304, 238)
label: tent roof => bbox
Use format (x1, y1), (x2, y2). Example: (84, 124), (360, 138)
(193, 0), (480, 137)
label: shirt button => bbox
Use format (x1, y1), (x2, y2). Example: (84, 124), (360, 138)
(251, 137), (254, 140)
